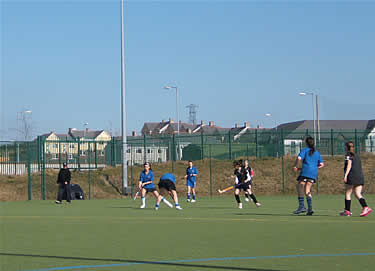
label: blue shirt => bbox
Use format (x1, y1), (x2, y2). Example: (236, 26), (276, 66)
(139, 170), (155, 189)
(298, 147), (323, 180)
(186, 166), (198, 182)
(160, 173), (176, 183)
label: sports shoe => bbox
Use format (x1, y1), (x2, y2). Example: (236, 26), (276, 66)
(191, 199), (196, 203)
(340, 210), (352, 216)
(238, 203), (243, 209)
(360, 207), (372, 217)
(187, 199), (191, 202)
(255, 202), (261, 207)
(306, 210), (314, 216)
(155, 206), (159, 210)
(140, 204), (146, 209)
(175, 205), (183, 210)
(55, 201), (62, 204)
(293, 208), (306, 214)
(244, 197), (249, 202)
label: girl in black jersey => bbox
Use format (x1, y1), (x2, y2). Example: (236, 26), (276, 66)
(243, 160), (261, 207)
(233, 160), (247, 209)
(340, 141), (372, 217)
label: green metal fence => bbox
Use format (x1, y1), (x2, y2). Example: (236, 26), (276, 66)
(1, 129), (374, 200)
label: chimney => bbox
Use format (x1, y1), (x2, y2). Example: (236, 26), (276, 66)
(161, 119), (165, 123)
(179, 120), (182, 124)
(209, 121), (214, 127)
(85, 128), (90, 133)
(235, 123), (239, 128)
(201, 120), (205, 126)
(244, 122), (250, 128)
(169, 118), (174, 123)
(187, 128), (192, 134)
(132, 131), (137, 136)
(257, 124), (262, 129)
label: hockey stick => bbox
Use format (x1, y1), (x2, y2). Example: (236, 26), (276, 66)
(218, 185), (234, 194)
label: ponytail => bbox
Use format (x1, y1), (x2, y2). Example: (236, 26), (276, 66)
(305, 136), (315, 156)
(345, 141), (355, 157)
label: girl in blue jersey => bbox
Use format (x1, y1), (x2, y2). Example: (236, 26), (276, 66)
(139, 162), (172, 210)
(292, 136), (324, 215)
(158, 173), (182, 210)
(184, 160), (198, 202)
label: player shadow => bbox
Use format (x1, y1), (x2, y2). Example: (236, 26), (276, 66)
(0, 252), (283, 271)
(235, 213), (332, 217)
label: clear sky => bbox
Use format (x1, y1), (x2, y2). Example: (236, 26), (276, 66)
(1, 0), (375, 140)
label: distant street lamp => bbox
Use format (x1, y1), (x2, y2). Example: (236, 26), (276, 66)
(164, 85), (180, 159)
(299, 92), (317, 141)
(265, 113), (277, 128)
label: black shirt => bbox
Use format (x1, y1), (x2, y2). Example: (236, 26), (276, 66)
(344, 152), (364, 184)
(234, 167), (247, 184)
(57, 168), (71, 184)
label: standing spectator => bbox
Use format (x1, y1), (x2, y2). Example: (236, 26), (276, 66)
(184, 160), (198, 202)
(340, 141), (372, 217)
(56, 163), (72, 204)
(292, 136), (324, 215)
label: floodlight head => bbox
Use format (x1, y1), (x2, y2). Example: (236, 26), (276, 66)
(164, 86), (172, 89)
(265, 113), (271, 117)
(298, 92), (307, 96)
(24, 110), (32, 114)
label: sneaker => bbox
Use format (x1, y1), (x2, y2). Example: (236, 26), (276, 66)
(306, 210), (314, 216)
(238, 203), (243, 209)
(55, 201), (62, 204)
(155, 206), (159, 210)
(360, 207), (372, 217)
(245, 197), (249, 202)
(340, 210), (352, 216)
(175, 205), (183, 210)
(293, 208), (306, 214)
(140, 204), (146, 209)
(255, 202), (261, 207)
(191, 199), (196, 203)
(187, 199), (191, 202)
(66, 202), (71, 204)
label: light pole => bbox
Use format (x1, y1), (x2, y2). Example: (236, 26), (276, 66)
(164, 85), (179, 159)
(120, 0), (128, 195)
(265, 113), (277, 129)
(299, 92), (316, 141)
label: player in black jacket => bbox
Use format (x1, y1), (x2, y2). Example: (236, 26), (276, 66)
(56, 163), (72, 204)
(233, 160), (250, 209)
(340, 141), (372, 217)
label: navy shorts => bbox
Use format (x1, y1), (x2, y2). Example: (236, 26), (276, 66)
(158, 179), (176, 191)
(235, 182), (250, 191)
(297, 176), (315, 184)
(144, 187), (156, 193)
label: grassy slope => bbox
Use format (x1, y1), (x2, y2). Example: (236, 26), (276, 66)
(1, 155), (375, 201)
(1, 196), (375, 271)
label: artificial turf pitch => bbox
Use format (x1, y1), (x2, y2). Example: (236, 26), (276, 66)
(1, 195), (374, 271)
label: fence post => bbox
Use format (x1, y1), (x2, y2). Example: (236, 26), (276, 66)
(330, 129), (334, 156)
(37, 136), (41, 171)
(172, 134), (175, 173)
(209, 144), (213, 198)
(143, 134), (147, 163)
(228, 130), (232, 160)
(255, 129), (258, 158)
(88, 142), (91, 200)
(41, 137), (46, 200)
(355, 129), (358, 153)
(58, 142), (62, 168)
(200, 130), (204, 160)
(281, 129), (285, 194)
(95, 142), (98, 169)
(27, 141), (31, 200)
(246, 144), (249, 161)
(131, 145), (134, 197)
(77, 137), (81, 171)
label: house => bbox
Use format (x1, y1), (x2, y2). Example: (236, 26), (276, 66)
(277, 120), (375, 155)
(39, 129), (111, 161)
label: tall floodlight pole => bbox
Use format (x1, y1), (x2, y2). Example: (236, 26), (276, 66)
(121, 0), (128, 194)
(316, 95), (320, 144)
(299, 92), (316, 140)
(164, 85), (179, 159)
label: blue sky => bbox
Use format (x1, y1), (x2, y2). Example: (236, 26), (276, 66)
(1, 0), (375, 140)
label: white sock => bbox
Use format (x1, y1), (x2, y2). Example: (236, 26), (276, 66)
(141, 197), (145, 205)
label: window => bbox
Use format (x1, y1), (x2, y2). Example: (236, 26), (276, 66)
(158, 149), (162, 153)
(51, 154), (58, 160)
(136, 149), (142, 153)
(80, 150), (85, 156)
(70, 144), (75, 149)
(99, 151), (104, 156)
(147, 149), (152, 153)
(68, 154), (73, 160)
